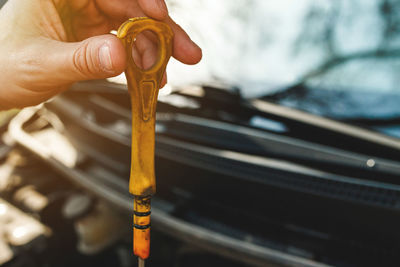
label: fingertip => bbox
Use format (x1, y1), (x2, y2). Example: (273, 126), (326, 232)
(156, 0), (169, 18)
(173, 37), (203, 65)
(138, 0), (168, 20)
(185, 41), (203, 65)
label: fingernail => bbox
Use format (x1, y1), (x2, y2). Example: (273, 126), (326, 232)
(99, 44), (113, 71)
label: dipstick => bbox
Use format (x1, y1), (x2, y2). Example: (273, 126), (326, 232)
(117, 17), (173, 263)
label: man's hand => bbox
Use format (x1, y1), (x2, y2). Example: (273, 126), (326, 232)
(0, 0), (202, 109)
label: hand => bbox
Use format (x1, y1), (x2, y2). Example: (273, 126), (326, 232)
(0, 0), (202, 109)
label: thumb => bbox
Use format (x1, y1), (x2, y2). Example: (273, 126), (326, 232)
(45, 34), (126, 84)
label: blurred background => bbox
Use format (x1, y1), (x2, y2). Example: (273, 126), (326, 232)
(1, 0), (400, 267)
(166, 0), (400, 93)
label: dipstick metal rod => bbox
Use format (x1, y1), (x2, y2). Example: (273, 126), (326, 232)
(138, 257), (145, 267)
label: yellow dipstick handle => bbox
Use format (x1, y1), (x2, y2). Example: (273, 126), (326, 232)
(117, 17), (173, 260)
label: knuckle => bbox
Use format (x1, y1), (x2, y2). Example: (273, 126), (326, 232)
(72, 41), (98, 78)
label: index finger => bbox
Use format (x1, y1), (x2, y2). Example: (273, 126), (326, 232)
(164, 16), (202, 65)
(109, 0), (202, 65)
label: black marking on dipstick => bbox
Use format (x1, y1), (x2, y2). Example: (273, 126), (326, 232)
(134, 224), (151, 230)
(134, 210), (151, 216)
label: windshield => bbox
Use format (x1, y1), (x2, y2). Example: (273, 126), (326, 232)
(163, 0), (400, 137)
